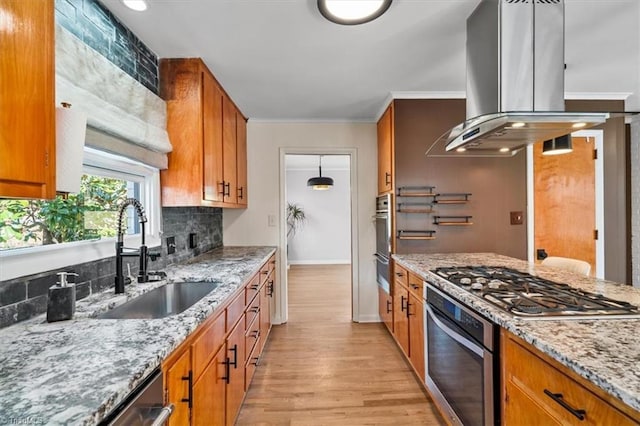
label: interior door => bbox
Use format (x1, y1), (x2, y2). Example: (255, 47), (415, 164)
(534, 136), (596, 274)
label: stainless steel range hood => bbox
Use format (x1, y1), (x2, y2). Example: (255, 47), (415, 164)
(430, 0), (611, 157)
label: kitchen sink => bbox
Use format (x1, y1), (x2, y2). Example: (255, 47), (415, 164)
(97, 281), (219, 319)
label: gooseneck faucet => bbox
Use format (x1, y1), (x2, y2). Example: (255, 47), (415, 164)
(115, 198), (149, 294)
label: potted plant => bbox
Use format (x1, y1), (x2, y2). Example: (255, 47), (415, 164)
(286, 202), (306, 268)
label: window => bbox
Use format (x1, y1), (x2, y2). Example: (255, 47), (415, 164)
(0, 148), (162, 281)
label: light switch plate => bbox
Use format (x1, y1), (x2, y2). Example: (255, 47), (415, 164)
(189, 233), (198, 249)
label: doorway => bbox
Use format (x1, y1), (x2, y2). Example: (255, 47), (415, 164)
(279, 150), (357, 323)
(528, 130), (605, 278)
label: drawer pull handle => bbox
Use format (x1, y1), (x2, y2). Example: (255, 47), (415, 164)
(395, 272), (404, 277)
(400, 295), (407, 312)
(180, 371), (193, 408)
(250, 284), (259, 290)
(229, 344), (238, 368)
(386, 300), (392, 313)
(543, 389), (586, 421)
(222, 358), (230, 384)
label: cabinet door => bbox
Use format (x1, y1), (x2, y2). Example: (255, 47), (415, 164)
(377, 103), (393, 195)
(0, 0), (55, 199)
(393, 284), (409, 356)
(259, 280), (271, 354)
(236, 112), (248, 206)
(222, 96), (238, 204)
(165, 348), (192, 426)
(225, 320), (245, 426)
(378, 286), (393, 333)
(203, 72), (224, 202)
(408, 292), (425, 382)
(192, 344), (226, 426)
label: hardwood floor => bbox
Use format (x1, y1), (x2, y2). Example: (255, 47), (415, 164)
(236, 264), (445, 426)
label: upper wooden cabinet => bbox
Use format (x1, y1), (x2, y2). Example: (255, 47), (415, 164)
(377, 103), (393, 195)
(236, 111), (248, 206)
(0, 0), (56, 199)
(160, 58), (247, 208)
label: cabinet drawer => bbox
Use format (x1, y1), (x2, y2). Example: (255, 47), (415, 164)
(504, 337), (637, 426)
(259, 262), (270, 285)
(393, 263), (408, 287)
(244, 312), (260, 363)
(268, 255), (276, 274)
(407, 272), (423, 298)
(244, 336), (260, 392)
(245, 274), (260, 306)
(192, 312), (226, 381)
(245, 291), (260, 331)
(227, 292), (245, 331)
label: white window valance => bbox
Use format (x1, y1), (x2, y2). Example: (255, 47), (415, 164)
(55, 25), (172, 167)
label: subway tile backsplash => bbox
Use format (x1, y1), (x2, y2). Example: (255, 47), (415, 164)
(0, 207), (223, 329)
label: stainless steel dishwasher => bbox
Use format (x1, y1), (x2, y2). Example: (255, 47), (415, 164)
(100, 368), (173, 425)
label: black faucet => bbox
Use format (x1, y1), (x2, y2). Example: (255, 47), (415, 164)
(114, 198), (161, 294)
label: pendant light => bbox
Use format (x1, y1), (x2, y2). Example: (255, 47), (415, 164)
(307, 156), (334, 190)
(542, 134), (573, 156)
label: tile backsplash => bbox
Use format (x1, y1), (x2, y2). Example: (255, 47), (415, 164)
(0, 207), (223, 329)
(54, 0), (159, 94)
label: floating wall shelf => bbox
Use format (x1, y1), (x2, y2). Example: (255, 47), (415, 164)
(397, 186), (436, 197)
(397, 202), (435, 213)
(434, 193), (471, 204)
(397, 230), (436, 240)
(433, 215), (473, 226)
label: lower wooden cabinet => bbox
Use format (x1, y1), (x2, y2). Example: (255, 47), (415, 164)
(378, 286), (393, 332)
(502, 329), (640, 425)
(390, 263), (425, 384)
(162, 254), (276, 425)
(192, 345), (226, 426)
(165, 348), (192, 426)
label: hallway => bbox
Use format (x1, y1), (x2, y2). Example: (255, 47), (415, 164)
(236, 264), (445, 425)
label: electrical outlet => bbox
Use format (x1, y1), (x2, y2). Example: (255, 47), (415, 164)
(189, 233), (198, 249)
(510, 211), (523, 225)
(166, 236), (176, 255)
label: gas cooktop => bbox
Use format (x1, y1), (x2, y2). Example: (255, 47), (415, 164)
(432, 266), (640, 320)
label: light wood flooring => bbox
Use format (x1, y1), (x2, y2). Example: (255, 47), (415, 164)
(236, 264), (445, 425)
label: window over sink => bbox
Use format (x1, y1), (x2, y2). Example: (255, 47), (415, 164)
(0, 148), (162, 281)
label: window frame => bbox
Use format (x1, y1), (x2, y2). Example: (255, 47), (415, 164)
(0, 148), (162, 282)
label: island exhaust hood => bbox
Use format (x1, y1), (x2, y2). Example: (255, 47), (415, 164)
(430, 0), (611, 157)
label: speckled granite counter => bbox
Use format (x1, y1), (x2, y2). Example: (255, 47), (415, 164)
(0, 246), (276, 425)
(393, 253), (640, 414)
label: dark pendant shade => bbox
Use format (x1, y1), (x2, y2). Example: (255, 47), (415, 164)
(307, 156), (334, 190)
(542, 134), (573, 156)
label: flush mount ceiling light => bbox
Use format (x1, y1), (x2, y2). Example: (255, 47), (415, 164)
(122, 0), (147, 11)
(542, 134), (573, 156)
(307, 156), (334, 190)
(318, 0), (392, 25)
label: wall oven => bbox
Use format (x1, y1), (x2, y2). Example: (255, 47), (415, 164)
(424, 283), (498, 426)
(374, 194), (391, 292)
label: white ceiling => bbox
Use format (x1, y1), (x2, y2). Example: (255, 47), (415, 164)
(104, 0), (640, 122)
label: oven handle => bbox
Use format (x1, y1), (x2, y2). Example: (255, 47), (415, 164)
(150, 404), (174, 426)
(374, 213), (389, 219)
(426, 304), (484, 357)
(373, 253), (389, 264)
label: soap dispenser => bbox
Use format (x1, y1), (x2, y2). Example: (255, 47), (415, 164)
(46, 272), (78, 322)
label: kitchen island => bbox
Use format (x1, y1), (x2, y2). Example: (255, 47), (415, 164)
(393, 252), (640, 421)
(0, 246), (276, 425)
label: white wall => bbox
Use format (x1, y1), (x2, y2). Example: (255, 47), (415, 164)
(286, 166), (351, 264)
(223, 122), (378, 323)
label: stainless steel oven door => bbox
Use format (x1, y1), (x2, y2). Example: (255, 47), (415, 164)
(425, 302), (494, 426)
(374, 253), (390, 293)
(375, 194), (391, 257)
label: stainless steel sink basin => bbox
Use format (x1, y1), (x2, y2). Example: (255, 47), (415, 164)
(97, 281), (219, 319)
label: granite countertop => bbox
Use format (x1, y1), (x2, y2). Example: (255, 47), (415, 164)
(393, 252), (640, 414)
(0, 246), (276, 426)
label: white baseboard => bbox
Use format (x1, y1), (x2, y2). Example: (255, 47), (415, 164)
(288, 259), (351, 265)
(356, 314), (382, 323)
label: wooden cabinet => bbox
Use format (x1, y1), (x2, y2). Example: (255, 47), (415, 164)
(225, 320), (245, 426)
(163, 254), (276, 425)
(236, 111), (248, 206)
(192, 345), (226, 426)
(378, 286), (393, 332)
(391, 262), (425, 383)
(502, 329), (640, 425)
(377, 103), (393, 195)
(392, 275), (410, 356)
(165, 348), (192, 426)
(160, 58), (247, 208)
(0, 0), (56, 199)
